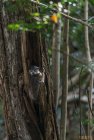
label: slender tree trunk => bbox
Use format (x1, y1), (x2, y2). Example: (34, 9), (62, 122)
(52, 19), (61, 108)
(52, 0), (62, 109)
(84, 0), (91, 61)
(84, 0), (93, 139)
(60, 2), (69, 140)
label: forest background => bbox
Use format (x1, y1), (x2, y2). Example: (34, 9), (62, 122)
(0, 0), (94, 140)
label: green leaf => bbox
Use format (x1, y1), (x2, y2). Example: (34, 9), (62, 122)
(31, 12), (40, 17)
(8, 23), (20, 30)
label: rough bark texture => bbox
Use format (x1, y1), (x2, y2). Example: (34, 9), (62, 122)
(0, 2), (58, 140)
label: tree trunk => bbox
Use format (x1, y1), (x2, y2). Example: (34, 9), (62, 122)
(52, 13), (61, 109)
(60, 2), (69, 140)
(84, 0), (93, 139)
(0, 2), (58, 140)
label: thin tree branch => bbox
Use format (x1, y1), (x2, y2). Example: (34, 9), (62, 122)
(30, 0), (93, 29)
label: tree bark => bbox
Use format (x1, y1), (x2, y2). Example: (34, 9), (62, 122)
(84, 1), (93, 139)
(52, 18), (61, 108)
(60, 2), (69, 140)
(0, 2), (58, 140)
